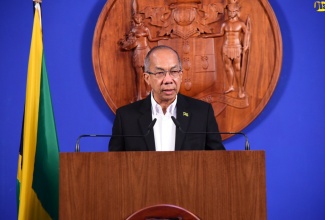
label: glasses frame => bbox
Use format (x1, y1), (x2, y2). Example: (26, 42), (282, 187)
(146, 69), (182, 79)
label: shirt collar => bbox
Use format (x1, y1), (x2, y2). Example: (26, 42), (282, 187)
(151, 92), (177, 116)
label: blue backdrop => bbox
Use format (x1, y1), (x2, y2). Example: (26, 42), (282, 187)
(1, 0), (325, 219)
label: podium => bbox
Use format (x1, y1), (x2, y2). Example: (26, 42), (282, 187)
(60, 151), (266, 219)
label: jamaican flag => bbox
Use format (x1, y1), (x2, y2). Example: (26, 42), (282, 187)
(17, 2), (59, 220)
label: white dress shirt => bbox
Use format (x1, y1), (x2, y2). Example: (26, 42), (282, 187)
(151, 94), (177, 151)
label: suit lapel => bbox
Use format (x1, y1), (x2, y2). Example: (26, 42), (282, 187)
(175, 94), (191, 150)
(139, 95), (156, 151)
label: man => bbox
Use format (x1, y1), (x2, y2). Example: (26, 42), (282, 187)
(109, 45), (225, 151)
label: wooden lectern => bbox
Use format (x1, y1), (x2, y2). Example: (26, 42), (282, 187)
(60, 151), (266, 219)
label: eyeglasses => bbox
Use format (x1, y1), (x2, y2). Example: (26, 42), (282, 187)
(146, 69), (182, 79)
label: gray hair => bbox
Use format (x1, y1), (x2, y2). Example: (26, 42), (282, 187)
(144, 45), (182, 72)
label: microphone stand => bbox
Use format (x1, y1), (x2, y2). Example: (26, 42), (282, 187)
(75, 118), (157, 152)
(171, 116), (250, 151)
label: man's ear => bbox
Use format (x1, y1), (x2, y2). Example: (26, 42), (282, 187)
(143, 73), (150, 85)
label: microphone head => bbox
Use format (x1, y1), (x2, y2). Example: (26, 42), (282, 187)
(171, 116), (186, 133)
(148, 118), (157, 131)
(171, 116), (180, 128)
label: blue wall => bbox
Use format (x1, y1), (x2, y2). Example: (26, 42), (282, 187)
(1, 0), (325, 219)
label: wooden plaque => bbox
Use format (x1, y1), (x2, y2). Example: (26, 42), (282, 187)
(92, 0), (282, 139)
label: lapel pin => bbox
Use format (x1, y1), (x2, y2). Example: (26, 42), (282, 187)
(183, 112), (189, 117)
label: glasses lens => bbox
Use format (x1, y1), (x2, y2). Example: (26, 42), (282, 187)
(170, 70), (180, 78)
(155, 72), (165, 78)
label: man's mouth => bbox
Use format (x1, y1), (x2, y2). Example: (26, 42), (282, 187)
(162, 88), (175, 94)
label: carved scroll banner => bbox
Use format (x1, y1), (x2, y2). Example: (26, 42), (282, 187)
(92, 0), (282, 140)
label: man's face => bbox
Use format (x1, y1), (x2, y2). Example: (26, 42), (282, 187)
(144, 49), (183, 105)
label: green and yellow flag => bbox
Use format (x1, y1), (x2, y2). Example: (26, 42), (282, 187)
(17, 2), (59, 220)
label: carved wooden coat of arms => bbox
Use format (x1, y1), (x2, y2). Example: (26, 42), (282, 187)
(92, 0), (282, 139)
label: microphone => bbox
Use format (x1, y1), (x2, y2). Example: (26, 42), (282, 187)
(171, 116), (250, 150)
(75, 118), (157, 152)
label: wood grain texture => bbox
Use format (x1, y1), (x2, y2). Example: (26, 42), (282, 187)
(92, 0), (282, 140)
(60, 151), (266, 219)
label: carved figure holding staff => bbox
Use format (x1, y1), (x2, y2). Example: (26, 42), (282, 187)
(118, 0), (168, 101)
(204, 2), (250, 99)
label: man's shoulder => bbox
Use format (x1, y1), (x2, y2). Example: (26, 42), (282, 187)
(178, 94), (210, 107)
(116, 96), (149, 114)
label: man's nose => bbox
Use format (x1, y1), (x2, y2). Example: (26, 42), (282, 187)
(163, 72), (174, 83)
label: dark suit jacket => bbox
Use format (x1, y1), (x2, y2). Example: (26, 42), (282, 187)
(109, 94), (225, 151)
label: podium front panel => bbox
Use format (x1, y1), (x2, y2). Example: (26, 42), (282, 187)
(60, 151), (266, 219)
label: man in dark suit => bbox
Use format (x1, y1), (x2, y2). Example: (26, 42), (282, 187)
(109, 45), (225, 151)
